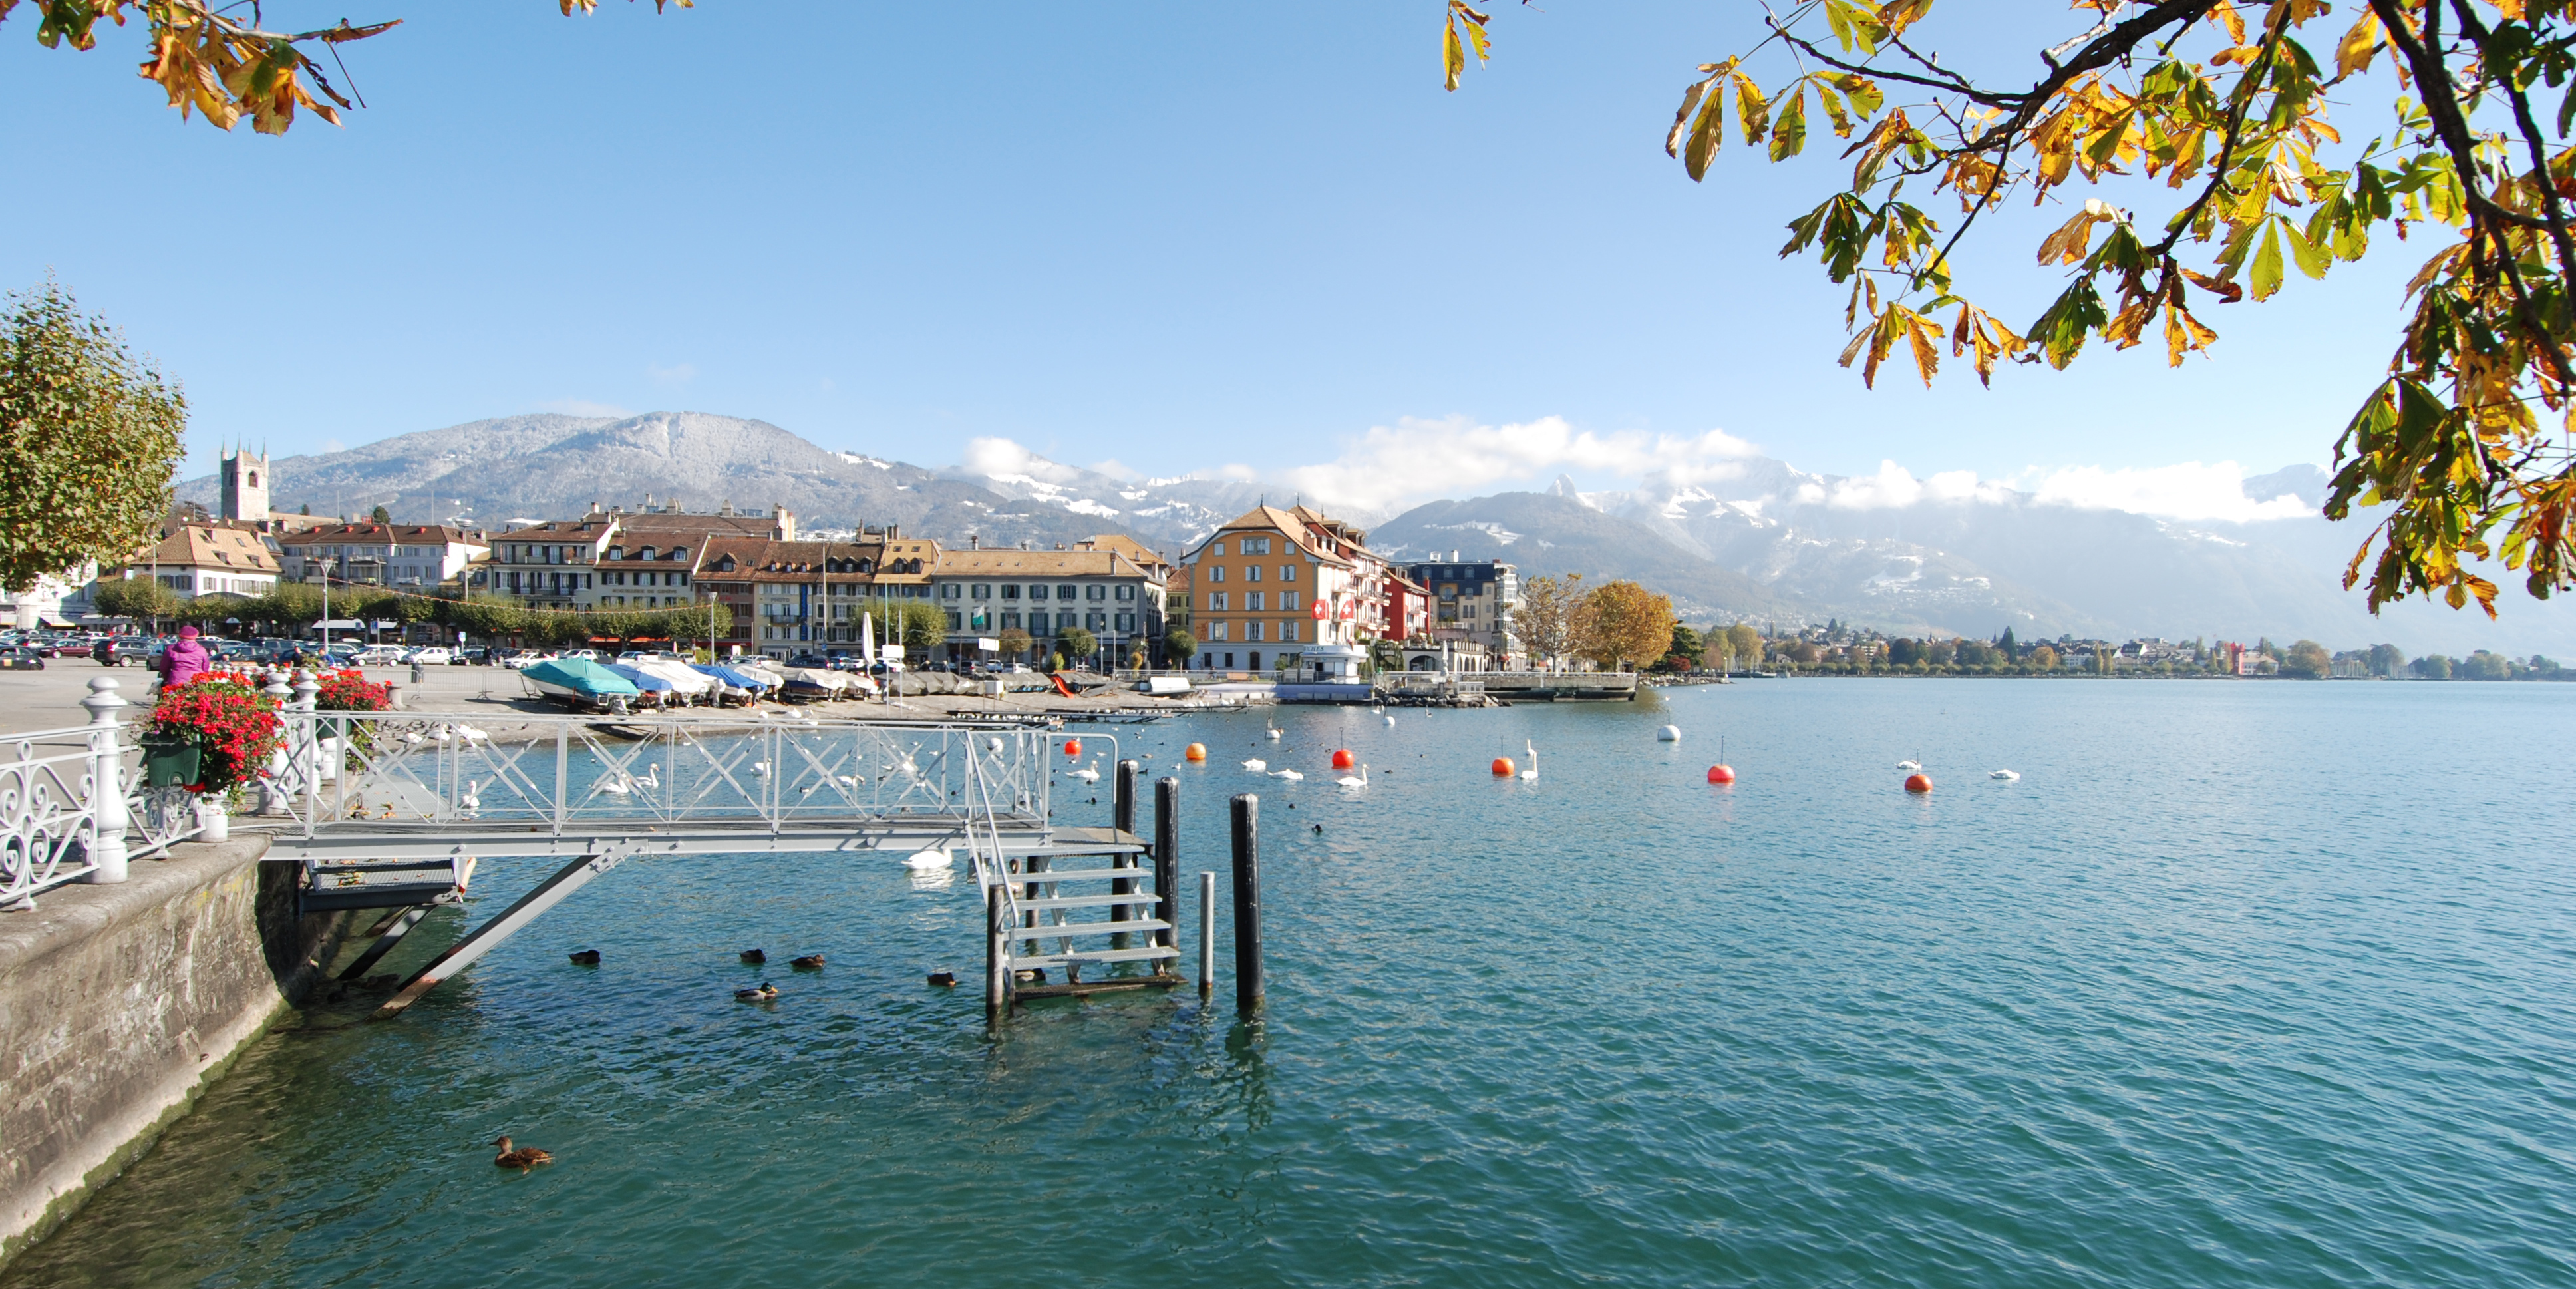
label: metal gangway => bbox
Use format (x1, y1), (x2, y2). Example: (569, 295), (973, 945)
(245, 671), (1179, 1018)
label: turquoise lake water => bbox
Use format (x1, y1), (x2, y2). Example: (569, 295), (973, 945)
(7, 680), (2572, 1287)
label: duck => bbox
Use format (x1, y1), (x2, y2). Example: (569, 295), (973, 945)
(1335, 763), (1369, 790)
(1269, 767), (1303, 781)
(790, 954), (825, 970)
(568, 949), (601, 966)
(1311, 822), (1323, 834)
(926, 971), (957, 987)
(734, 982), (778, 1002)
(740, 948), (767, 964)
(1241, 758), (1268, 773)
(1989, 769), (2020, 781)
(492, 1135), (554, 1171)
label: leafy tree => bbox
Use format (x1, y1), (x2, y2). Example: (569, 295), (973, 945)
(1056, 626), (1097, 667)
(444, 595), (526, 642)
(2413, 653), (2455, 679)
(1923, 637), (1958, 667)
(1669, 623), (1708, 669)
(1726, 623), (1763, 669)
(298, 502), (311, 516)
(997, 626), (1031, 662)
(90, 575), (179, 622)
(2462, 648), (2514, 679)
(1578, 580), (1678, 671)
(867, 600), (946, 653)
(1998, 627), (2018, 658)
(1788, 639), (1823, 666)
(2031, 644), (2060, 670)
(369, 504), (392, 524)
(1887, 637), (1921, 665)
(1164, 627), (1197, 663)
(0, 279), (186, 594)
(1452, 1), (2576, 620)
(1953, 638), (1995, 669)
(1515, 572), (1585, 669)
(2367, 642), (2408, 677)
(2285, 639), (2333, 678)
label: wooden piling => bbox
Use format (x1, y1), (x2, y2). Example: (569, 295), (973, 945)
(985, 880), (1005, 1026)
(1231, 793), (1263, 1017)
(1198, 870), (1215, 999)
(1111, 760), (1140, 940)
(1153, 777), (1180, 951)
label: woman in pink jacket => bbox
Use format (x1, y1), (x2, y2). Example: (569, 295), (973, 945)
(158, 625), (211, 690)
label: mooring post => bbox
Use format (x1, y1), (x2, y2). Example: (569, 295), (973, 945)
(1110, 759), (1140, 942)
(1231, 793), (1263, 1017)
(985, 879), (1006, 1025)
(1153, 777), (1180, 951)
(1198, 869), (1215, 999)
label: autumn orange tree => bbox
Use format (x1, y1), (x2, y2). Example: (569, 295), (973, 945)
(1577, 580), (1679, 672)
(2, 0), (678, 135)
(1450, 0), (2576, 620)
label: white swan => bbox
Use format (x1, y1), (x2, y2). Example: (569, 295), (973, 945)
(1070, 757), (1102, 783)
(1335, 763), (1368, 790)
(1269, 767), (1303, 781)
(633, 763), (659, 790)
(1518, 741), (1538, 781)
(458, 779), (482, 819)
(1989, 769), (2020, 781)
(1265, 721), (1282, 741)
(903, 848), (952, 871)
(1241, 758), (1268, 772)
(750, 759), (772, 777)
(1384, 715), (1396, 727)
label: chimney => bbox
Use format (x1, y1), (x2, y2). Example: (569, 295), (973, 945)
(772, 505), (796, 542)
(970, 533), (981, 550)
(721, 499), (735, 516)
(589, 501), (602, 516)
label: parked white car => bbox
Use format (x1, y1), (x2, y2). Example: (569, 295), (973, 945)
(405, 647), (454, 666)
(352, 646), (406, 667)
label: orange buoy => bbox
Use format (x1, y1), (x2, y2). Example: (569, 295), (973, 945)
(1062, 739), (1082, 758)
(1184, 743), (1207, 762)
(1707, 765), (1735, 783)
(1904, 773), (1933, 793)
(1331, 749), (1355, 770)
(1492, 757), (1516, 777)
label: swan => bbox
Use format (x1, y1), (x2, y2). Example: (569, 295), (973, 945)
(903, 848), (952, 871)
(1335, 763), (1369, 790)
(1989, 769), (2020, 781)
(1269, 767), (1303, 781)
(633, 763), (659, 791)
(1070, 757), (1102, 783)
(1895, 759), (1921, 772)
(750, 760), (772, 777)
(1384, 715), (1396, 727)
(1518, 741), (1538, 781)
(598, 773), (632, 796)
(1267, 724), (1282, 741)
(1241, 758), (1268, 772)
(458, 779), (482, 819)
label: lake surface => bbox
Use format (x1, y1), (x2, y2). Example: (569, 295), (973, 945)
(9, 680), (2572, 1288)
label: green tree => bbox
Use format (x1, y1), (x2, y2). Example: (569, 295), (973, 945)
(443, 595), (527, 642)
(997, 626), (1031, 663)
(1163, 627), (1197, 665)
(1452, 1), (2576, 619)
(0, 279), (186, 594)
(2413, 653), (2455, 680)
(90, 576), (179, 623)
(2367, 642), (2408, 677)
(369, 504), (393, 524)
(1726, 623), (1762, 671)
(2462, 649), (2513, 680)
(2284, 639), (2333, 679)
(1665, 622), (1706, 671)
(866, 600), (945, 653)
(1056, 626), (1098, 668)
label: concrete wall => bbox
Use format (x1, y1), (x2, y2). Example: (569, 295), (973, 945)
(0, 838), (349, 1268)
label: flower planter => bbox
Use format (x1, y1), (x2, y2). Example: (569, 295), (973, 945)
(139, 735), (202, 789)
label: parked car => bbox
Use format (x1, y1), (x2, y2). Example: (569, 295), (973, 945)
(784, 653), (833, 669)
(406, 647), (454, 666)
(452, 647), (489, 665)
(0, 645), (46, 671)
(113, 636), (159, 663)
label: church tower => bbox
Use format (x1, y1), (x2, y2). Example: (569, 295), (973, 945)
(220, 444), (271, 522)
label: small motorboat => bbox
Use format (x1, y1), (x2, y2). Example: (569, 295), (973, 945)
(524, 659), (643, 711)
(1989, 769), (2020, 781)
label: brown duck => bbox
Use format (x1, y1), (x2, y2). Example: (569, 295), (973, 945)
(790, 954), (825, 970)
(492, 1135), (553, 1171)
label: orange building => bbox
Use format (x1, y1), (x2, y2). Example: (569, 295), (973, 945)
(1178, 504), (1396, 671)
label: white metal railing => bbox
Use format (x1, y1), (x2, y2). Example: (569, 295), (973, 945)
(256, 698), (1054, 839)
(0, 677), (204, 910)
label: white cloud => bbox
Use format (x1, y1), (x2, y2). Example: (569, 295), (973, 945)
(2026, 461), (2316, 522)
(1277, 415), (1758, 517)
(1822, 461), (2020, 510)
(322, 437), (346, 453)
(961, 436), (1037, 478)
(539, 399), (632, 418)
(1087, 458), (1140, 481)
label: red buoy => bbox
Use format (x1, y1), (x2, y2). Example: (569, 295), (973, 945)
(1707, 765), (1735, 783)
(1904, 773), (1933, 793)
(1062, 739), (1082, 758)
(1492, 757), (1516, 777)
(1331, 748), (1355, 770)
(1184, 743), (1207, 762)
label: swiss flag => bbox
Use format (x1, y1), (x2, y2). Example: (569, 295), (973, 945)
(1311, 598), (1329, 620)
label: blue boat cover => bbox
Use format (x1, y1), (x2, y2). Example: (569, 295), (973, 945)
(526, 657), (642, 697)
(689, 663), (772, 690)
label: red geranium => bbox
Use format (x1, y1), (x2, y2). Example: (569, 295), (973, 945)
(148, 675), (284, 793)
(315, 669), (393, 712)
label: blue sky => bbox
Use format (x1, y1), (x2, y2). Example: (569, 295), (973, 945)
(4, 1), (2426, 506)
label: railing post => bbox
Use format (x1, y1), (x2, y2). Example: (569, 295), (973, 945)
(259, 670), (293, 817)
(80, 677), (129, 884)
(1110, 759), (1140, 943)
(1198, 869), (1215, 1000)
(986, 878), (1007, 1027)
(292, 669), (321, 824)
(1153, 777), (1179, 951)
(1231, 794), (1263, 1017)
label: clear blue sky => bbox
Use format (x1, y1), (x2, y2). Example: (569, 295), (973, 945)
(3, 1), (2423, 496)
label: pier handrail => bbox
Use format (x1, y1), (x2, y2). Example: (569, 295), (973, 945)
(1, 679), (204, 909)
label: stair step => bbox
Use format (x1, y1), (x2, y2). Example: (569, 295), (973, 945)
(1011, 945), (1182, 969)
(1013, 868), (1151, 883)
(1011, 918), (1172, 938)
(1017, 894), (1165, 910)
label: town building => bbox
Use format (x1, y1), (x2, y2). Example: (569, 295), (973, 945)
(471, 502), (793, 611)
(278, 524), (490, 591)
(693, 528), (934, 659)
(3, 564), (98, 631)
(122, 524), (281, 600)
(1177, 504), (1397, 673)
(1401, 555), (1520, 667)
(928, 540), (1166, 667)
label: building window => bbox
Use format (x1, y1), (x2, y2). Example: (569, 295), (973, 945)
(1208, 621), (1228, 641)
(1085, 584), (1104, 601)
(1208, 592), (1227, 611)
(942, 584), (961, 600)
(1245, 620), (1264, 641)
(1280, 590), (1299, 610)
(1002, 584), (1020, 599)
(1245, 564), (1263, 583)
(1207, 566), (1224, 584)
(1056, 611), (1076, 630)
(1116, 612), (1134, 632)
(1245, 591), (1265, 611)
(1001, 611), (1021, 629)
(1029, 584), (1048, 600)
(1280, 564), (1297, 582)
(1057, 584), (1077, 600)
(1244, 537), (1271, 555)
(1280, 620), (1298, 642)
(1209, 542), (1227, 556)
(945, 611), (963, 630)
(1116, 584), (1134, 600)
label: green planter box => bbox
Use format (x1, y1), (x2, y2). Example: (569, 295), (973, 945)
(140, 736), (202, 789)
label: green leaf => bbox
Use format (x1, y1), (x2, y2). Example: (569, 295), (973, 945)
(2250, 222), (2286, 300)
(1770, 86), (1808, 161)
(1837, 73), (1883, 119)
(1736, 77), (1771, 146)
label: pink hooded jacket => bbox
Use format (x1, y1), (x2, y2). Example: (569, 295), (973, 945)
(158, 627), (211, 689)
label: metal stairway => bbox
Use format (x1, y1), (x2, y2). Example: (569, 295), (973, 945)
(963, 753), (1178, 1006)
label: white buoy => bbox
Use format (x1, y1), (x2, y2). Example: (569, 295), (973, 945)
(1657, 725), (1681, 742)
